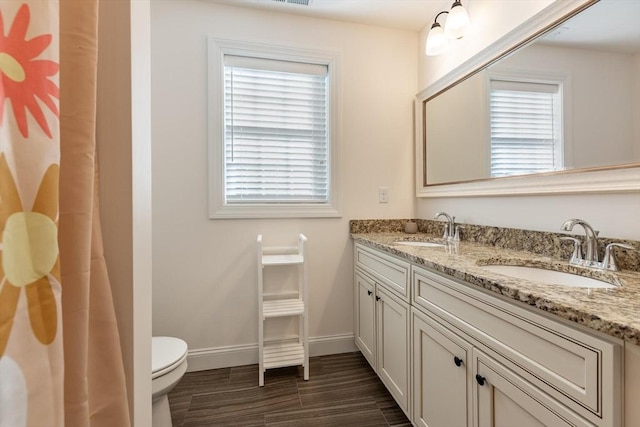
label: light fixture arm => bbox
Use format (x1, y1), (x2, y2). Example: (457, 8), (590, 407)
(431, 10), (449, 28)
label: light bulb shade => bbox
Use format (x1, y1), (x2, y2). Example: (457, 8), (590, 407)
(445, 2), (470, 39)
(426, 23), (449, 56)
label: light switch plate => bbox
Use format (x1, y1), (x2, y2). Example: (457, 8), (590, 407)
(378, 187), (389, 203)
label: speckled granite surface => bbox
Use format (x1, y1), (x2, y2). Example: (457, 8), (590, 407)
(352, 231), (640, 345)
(350, 219), (640, 272)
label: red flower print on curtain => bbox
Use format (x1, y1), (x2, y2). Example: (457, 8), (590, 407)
(0, 3), (59, 138)
(0, 1), (63, 426)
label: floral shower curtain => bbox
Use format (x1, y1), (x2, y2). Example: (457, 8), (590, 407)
(0, 1), (130, 425)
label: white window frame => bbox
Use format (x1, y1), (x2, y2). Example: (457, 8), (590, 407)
(484, 68), (573, 177)
(208, 38), (342, 219)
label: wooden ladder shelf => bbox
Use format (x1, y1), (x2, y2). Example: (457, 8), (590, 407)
(257, 234), (309, 386)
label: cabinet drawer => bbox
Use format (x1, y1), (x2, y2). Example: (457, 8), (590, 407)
(355, 244), (410, 301)
(412, 265), (621, 423)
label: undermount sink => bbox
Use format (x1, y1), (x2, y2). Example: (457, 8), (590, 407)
(393, 240), (445, 248)
(480, 265), (616, 289)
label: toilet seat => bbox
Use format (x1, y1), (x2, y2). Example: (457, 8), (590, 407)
(152, 336), (188, 380)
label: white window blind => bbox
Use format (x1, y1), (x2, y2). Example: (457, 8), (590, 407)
(223, 55), (329, 204)
(490, 79), (562, 177)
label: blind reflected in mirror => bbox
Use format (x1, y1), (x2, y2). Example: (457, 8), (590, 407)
(424, 0), (640, 186)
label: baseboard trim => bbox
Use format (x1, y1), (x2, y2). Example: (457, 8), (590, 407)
(186, 333), (357, 372)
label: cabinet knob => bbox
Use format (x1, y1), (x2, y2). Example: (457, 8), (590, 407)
(367, 290), (373, 296)
(453, 356), (463, 367)
(375, 295), (381, 301)
(475, 374), (486, 386)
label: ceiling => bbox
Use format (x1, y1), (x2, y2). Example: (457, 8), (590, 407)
(539, 0), (640, 54)
(205, 0), (446, 31)
(204, 0), (640, 53)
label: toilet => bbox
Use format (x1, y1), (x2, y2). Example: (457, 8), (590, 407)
(152, 336), (188, 427)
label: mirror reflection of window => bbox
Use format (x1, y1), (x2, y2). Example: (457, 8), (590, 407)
(421, 0), (640, 188)
(489, 78), (564, 177)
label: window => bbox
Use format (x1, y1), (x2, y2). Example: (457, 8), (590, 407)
(208, 39), (341, 218)
(489, 78), (564, 178)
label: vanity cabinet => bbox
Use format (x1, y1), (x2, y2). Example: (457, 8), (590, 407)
(412, 308), (472, 427)
(355, 271), (376, 366)
(412, 264), (622, 427)
(354, 242), (623, 427)
(354, 244), (410, 416)
(375, 284), (409, 413)
(412, 306), (599, 427)
(474, 349), (595, 427)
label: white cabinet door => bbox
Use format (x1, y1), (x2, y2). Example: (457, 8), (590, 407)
(412, 309), (471, 427)
(376, 286), (410, 414)
(474, 350), (595, 427)
(355, 271), (376, 368)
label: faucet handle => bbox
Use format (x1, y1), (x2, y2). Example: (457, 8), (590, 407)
(602, 243), (635, 271)
(441, 223), (449, 239)
(560, 236), (583, 265)
(453, 225), (464, 242)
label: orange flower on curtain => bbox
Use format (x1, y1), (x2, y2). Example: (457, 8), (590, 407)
(0, 3), (59, 138)
(1, 2), (63, 425)
(0, 154), (60, 356)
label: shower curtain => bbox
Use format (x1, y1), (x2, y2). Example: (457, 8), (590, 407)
(0, 1), (130, 425)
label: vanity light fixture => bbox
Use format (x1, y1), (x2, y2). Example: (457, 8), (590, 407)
(425, 11), (449, 56)
(445, 0), (470, 39)
(425, 0), (471, 56)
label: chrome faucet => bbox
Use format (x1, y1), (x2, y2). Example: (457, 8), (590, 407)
(560, 219), (635, 271)
(433, 212), (457, 241)
(561, 219), (599, 266)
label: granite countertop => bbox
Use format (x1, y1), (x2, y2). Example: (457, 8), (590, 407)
(352, 232), (640, 346)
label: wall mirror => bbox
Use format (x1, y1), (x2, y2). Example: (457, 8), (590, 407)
(416, 0), (640, 197)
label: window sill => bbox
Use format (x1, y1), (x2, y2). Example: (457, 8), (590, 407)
(209, 203), (342, 219)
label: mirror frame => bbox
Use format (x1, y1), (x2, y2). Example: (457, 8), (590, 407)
(415, 0), (640, 198)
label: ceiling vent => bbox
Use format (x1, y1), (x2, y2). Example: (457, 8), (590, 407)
(272, 0), (312, 6)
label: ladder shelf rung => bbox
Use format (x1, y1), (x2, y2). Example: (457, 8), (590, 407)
(263, 246), (298, 255)
(262, 253), (304, 266)
(262, 299), (305, 318)
(263, 342), (305, 369)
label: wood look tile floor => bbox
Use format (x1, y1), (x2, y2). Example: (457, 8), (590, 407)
(168, 352), (411, 427)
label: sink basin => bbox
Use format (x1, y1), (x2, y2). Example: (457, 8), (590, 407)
(480, 265), (616, 289)
(393, 240), (445, 248)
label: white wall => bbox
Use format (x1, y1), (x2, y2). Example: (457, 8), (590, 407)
(98, 0), (152, 424)
(151, 1), (417, 366)
(417, 0), (640, 241)
(633, 53), (640, 160)
(130, 1), (153, 424)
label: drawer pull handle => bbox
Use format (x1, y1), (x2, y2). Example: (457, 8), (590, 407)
(453, 356), (463, 367)
(367, 290), (373, 296)
(475, 374), (486, 386)
(375, 295), (381, 301)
